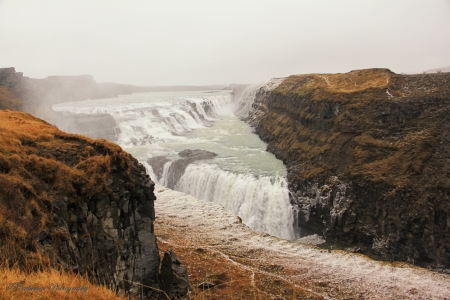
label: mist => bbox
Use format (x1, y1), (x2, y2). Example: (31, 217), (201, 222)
(1, 0), (449, 86)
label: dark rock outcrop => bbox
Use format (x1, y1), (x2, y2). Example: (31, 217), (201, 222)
(45, 166), (160, 298)
(160, 249), (190, 299)
(240, 69), (450, 270)
(0, 110), (162, 298)
(147, 149), (217, 188)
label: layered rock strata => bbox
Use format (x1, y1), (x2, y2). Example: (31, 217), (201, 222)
(240, 69), (450, 269)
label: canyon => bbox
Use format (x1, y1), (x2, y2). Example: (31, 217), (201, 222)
(0, 110), (162, 298)
(239, 68), (450, 270)
(1, 67), (450, 299)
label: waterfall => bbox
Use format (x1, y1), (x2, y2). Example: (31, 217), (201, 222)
(53, 88), (296, 241)
(176, 164), (295, 240)
(53, 92), (234, 146)
(232, 78), (285, 118)
(232, 84), (259, 118)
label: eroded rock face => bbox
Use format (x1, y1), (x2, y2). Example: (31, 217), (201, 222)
(240, 69), (450, 269)
(0, 110), (161, 298)
(40, 164), (161, 298)
(0, 100), (188, 300)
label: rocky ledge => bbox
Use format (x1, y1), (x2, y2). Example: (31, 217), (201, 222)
(0, 110), (189, 298)
(241, 69), (450, 270)
(148, 149), (217, 189)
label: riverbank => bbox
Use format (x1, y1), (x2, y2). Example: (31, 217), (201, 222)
(154, 184), (450, 299)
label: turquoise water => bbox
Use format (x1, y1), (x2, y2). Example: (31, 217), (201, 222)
(53, 90), (294, 240)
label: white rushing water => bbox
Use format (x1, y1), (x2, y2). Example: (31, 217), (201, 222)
(53, 88), (295, 240)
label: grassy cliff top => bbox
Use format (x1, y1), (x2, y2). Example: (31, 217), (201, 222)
(277, 68), (395, 96)
(276, 68), (450, 101)
(0, 110), (134, 268)
(257, 69), (450, 188)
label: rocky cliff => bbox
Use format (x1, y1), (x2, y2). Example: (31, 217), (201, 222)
(0, 67), (128, 140)
(241, 69), (450, 270)
(0, 110), (161, 298)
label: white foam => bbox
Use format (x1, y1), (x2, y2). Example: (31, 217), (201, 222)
(155, 185), (450, 299)
(176, 163), (295, 240)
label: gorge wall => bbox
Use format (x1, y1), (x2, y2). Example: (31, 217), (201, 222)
(0, 67), (228, 142)
(241, 69), (450, 270)
(0, 110), (161, 298)
(0, 67), (126, 140)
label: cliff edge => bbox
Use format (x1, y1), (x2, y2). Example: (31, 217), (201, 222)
(244, 69), (450, 269)
(0, 110), (160, 298)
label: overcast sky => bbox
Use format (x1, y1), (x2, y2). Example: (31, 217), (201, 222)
(1, 1), (449, 86)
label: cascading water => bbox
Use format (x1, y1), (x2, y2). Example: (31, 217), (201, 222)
(53, 87), (296, 240)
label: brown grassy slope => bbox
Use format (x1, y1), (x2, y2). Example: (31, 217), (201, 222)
(0, 267), (123, 300)
(0, 110), (135, 269)
(260, 69), (450, 188)
(255, 69), (450, 266)
(0, 86), (24, 111)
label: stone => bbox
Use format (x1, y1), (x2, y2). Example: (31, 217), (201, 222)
(38, 230), (48, 241)
(160, 249), (190, 299)
(32, 159), (161, 299)
(147, 149), (217, 189)
(345, 247), (361, 253)
(197, 282), (215, 289)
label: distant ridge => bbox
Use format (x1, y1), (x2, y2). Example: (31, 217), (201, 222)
(425, 66), (450, 73)
(131, 84), (227, 92)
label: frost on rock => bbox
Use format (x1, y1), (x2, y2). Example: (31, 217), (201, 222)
(292, 176), (352, 238)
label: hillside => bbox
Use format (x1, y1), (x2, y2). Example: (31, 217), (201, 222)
(0, 110), (160, 298)
(245, 69), (450, 269)
(0, 86), (24, 111)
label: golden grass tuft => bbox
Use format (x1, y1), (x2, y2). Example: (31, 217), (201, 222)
(0, 265), (124, 300)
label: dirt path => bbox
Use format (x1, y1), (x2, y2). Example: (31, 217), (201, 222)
(154, 185), (450, 299)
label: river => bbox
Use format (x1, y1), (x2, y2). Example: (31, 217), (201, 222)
(53, 89), (295, 240)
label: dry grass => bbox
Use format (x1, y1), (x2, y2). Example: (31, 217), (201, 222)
(257, 69), (450, 187)
(0, 110), (140, 298)
(157, 240), (320, 300)
(0, 86), (24, 111)
(276, 68), (394, 99)
(156, 226), (322, 300)
(0, 110), (135, 268)
(0, 264), (124, 300)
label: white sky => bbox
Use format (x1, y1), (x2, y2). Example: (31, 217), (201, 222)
(1, 1), (449, 85)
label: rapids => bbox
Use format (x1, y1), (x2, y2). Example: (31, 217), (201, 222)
(53, 88), (296, 240)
